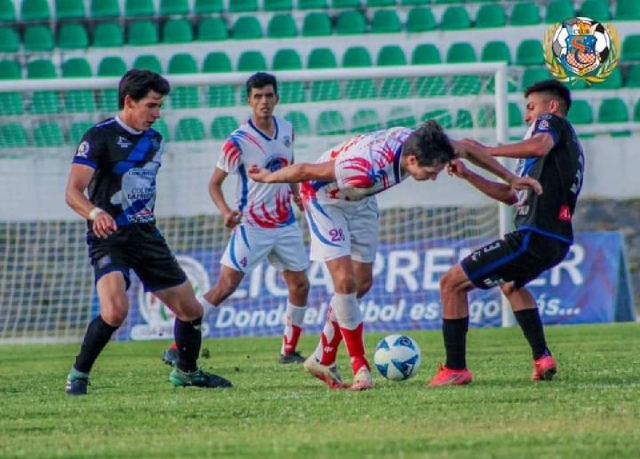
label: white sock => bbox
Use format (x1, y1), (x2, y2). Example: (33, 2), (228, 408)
(332, 292), (361, 330)
(281, 302), (306, 355)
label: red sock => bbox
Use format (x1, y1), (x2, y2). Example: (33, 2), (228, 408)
(282, 324), (302, 355)
(340, 323), (369, 374)
(170, 342), (178, 350)
(319, 318), (342, 366)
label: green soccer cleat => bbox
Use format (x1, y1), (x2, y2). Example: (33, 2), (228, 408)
(170, 368), (233, 389)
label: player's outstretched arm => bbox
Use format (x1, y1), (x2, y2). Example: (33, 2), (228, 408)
(462, 133), (554, 159)
(448, 160), (517, 205)
(248, 161), (336, 184)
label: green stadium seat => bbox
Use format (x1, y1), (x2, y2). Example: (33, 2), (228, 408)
(508, 102), (522, 127)
(264, 0), (293, 11)
(168, 53), (198, 74)
(194, 0), (223, 13)
(66, 90), (96, 113)
(127, 20), (158, 46)
(405, 7), (436, 33)
(27, 59), (56, 79)
(401, 0), (426, 5)
(125, 0), (154, 17)
(56, 0), (85, 19)
(411, 44), (441, 64)
(475, 4), (506, 29)
(24, 26), (54, 52)
(57, 23), (89, 50)
(367, 0), (394, 6)
(0, 27), (19, 53)
(342, 47), (375, 100)
(343, 47), (372, 68)
(476, 105), (496, 128)
(211, 116), (239, 140)
(196, 17), (228, 41)
(626, 64), (640, 88)
(634, 99), (640, 122)
(228, 0), (258, 13)
(378, 46), (409, 98)
(0, 61), (22, 115)
(0, 0), (16, 22)
(567, 100), (593, 125)
(455, 109), (473, 129)
(510, 2), (540, 26)
(440, 6), (471, 31)
(302, 12), (331, 37)
(284, 111), (311, 135)
(273, 49), (302, 70)
(545, 0), (574, 23)
(336, 11), (366, 35)
(0, 124), (28, 149)
(351, 109), (381, 133)
(446, 42), (476, 63)
(69, 122), (94, 144)
(33, 123), (64, 147)
(597, 98), (628, 123)
(162, 19), (193, 44)
(316, 110), (346, 136)
(98, 89), (118, 111)
(377, 46), (407, 66)
(298, 0), (327, 9)
(175, 118), (206, 142)
(61, 58), (92, 77)
(133, 54), (162, 73)
(481, 41), (511, 64)
(308, 48), (337, 68)
(21, 0), (50, 21)
(520, 67), (551, 90)
(97, 56), (127, 77)
(237, 51), (267, 71)
(203, 52), (235, 107)
(160, 0), (189, 15)
(152, 119), (169, 141)
(279, 82), (305, 104)
(578, 0), (610, 21)
(233, 16), (263, 39)
(421, 109), (453, 129)
(331, 0), (360, 8)
(387, 107), (416, 128)
(267, 14), (297, 38)
(168, 54), (200, 109)
(616, 0), (640, 20)
(433, 0), (458, 3)
(90, 0), (120, 18)
(621, 35), (640, 61)
(93, 22), (124, 47)
(515, 39), (545, 66)
(371, 10), (401, 34)
(595, 67), (622, 89)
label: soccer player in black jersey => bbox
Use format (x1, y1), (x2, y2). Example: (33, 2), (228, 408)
(430, 79), (584, 386)
(64, 69), (232, 395)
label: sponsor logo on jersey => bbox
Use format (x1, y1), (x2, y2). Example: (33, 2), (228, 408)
(117, 136), (132, 149)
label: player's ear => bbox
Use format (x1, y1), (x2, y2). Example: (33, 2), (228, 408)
(548, 99), (560, 114)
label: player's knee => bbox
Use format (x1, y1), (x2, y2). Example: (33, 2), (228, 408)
(439, 268), (461, 296)
(356, 277), (373, 298)
(100, 301), (128, 326)
(333, 274), (357, 294)
(178, 300), (203, 321)
(290, 276), (310, 298)
(500, 282), (516, 296)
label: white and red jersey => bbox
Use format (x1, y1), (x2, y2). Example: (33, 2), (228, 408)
(301, 127), (411, 202)
(217, 116), (296, 228)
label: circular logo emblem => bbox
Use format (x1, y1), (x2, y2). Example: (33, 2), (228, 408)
(544, 17), (619, 85)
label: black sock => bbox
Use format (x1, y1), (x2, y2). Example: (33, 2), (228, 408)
(443, 317), (469, 370)
(514, 308), (549, 360)
(175, 316), (203, 373)
(74, 315), (119, 374)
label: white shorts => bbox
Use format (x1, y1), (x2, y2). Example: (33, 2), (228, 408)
(305, 197), (379, 263)
(220, 224), (309, 273)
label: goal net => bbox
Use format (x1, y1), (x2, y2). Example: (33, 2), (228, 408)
(0, 63), (512, 344)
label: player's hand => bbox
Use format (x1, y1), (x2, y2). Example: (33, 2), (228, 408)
(291, 193), (304, 212)
(510, 176), (543, 195)
(92, 212), (118, 238)
(223, 210), (242, 229)
(248, 164), (271, 183)
(447, 159), (470, 179)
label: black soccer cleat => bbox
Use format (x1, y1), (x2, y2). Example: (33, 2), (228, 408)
(65, 370), (90, 396)
(278, 351), (306, 364)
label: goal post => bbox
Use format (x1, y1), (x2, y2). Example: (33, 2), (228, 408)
(0, 62), (516, 344)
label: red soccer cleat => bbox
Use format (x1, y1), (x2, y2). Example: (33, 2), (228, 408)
(428, 363), (473, 387)
(532, 354), (557, 381)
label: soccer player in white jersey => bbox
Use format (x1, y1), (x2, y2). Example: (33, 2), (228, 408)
(163, 72), (310, 365)
(249, 120), (542, 390)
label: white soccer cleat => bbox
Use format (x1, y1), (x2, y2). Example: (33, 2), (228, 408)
(350, 366), (374, 391)
(303, 356), (349, 390)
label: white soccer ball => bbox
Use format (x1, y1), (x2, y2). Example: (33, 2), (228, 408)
(373, 334), (422, 381)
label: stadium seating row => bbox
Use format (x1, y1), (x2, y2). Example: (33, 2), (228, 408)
(2, 0), (639, 22)
(1, 97), (638, 148)
(3, 8), (640, 52)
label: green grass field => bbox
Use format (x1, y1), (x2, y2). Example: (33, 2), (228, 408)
(1, 323), (639, 459)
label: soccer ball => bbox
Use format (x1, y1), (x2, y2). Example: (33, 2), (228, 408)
(373, 334), (422, 381)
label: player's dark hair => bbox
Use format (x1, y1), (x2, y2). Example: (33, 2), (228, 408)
(118, 69), (171, 109)
(524, 79), (572, 114)
(402, 120), (455, 167)
(245, 72), (278, 97)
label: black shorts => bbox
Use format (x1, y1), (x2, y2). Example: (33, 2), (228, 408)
(461, 230), (570, 290)
(88, 229), (187, 292)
